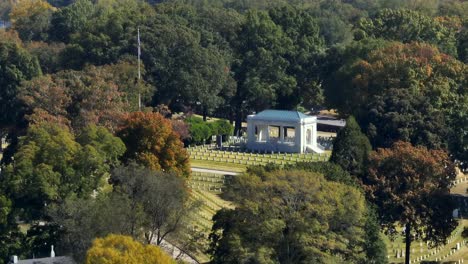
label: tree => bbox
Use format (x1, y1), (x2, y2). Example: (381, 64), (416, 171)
(0, 0), (14, 21)
(20, 62), (139, 132)
(2, 123), (125, 220)
(356, 9), (459, 56)
(141, 15), (231, 118)
(362, 141), (457, 264)
(210, 169), (370, 264)
(458, 21), (468, 63)
(118, 112), (190, 178)
(25, 41), (65, 73)
(268, 5), (325, 109)
(58, 0), (155, 69)
(231, 10), (295, 133)
(284, 161), (357, 186)
(111, 163), (198, 245)
(48, 193), (144, 262)
(9, 0), (55, 41)
(0, 33), (41, 137)
(210, 119), (234, 137)
(330, 116), (371, 176)
(326, 42), (467, 164)
(85, 234), (175, 264)
(282, 162), (387, 263)
(48, 0), (95, 43)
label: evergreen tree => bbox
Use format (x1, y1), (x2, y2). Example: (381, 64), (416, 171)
(330, 116), (371, 176)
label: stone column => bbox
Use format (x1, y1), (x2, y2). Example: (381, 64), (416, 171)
(312, 123), (317, 148)
(280, 126), (285, 143)
(247, 119), (254, 143)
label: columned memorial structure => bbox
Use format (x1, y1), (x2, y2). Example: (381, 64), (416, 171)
(246, 110), (322, 153)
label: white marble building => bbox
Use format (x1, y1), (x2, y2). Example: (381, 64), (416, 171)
(246, 110), (322, 153)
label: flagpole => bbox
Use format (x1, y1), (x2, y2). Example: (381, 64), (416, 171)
(137, 27), (141, 111)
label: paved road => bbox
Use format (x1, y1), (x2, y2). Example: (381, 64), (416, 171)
(191, 167), (239, 176)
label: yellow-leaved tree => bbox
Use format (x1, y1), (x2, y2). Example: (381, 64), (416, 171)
(85, 234), (175, 264)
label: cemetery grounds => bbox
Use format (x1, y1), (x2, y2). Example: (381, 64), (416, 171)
(185, 145), (468, 264)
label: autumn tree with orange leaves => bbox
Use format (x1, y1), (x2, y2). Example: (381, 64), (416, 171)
(118, 112), (190, 178)
(362, 141), (457, 264)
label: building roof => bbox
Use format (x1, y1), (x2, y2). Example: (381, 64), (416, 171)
(316, 117), (346, 127)
(248, 110), (313, 122)
(16, 256), (75, 264)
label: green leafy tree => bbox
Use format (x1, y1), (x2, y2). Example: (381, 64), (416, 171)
(330, 116), (371, 176)
(59, 0), (155, 69)
(0, 33), (41, 137)
(210, 119), (233, 136)
(48, 0), (95, 43)
(141, 15), (231, 118)
(25, 41), (66, 73)
(9, 0), (55, 41)
(362, 141), (457, 264)
(282, 162), (387, 263)
(284, 161), (357, 186)
(458, 22), (468, 63)
(231, 10), (295, 132)
(356, 8), (458, 56)
(210, 169), (370, 264)
(2, 123), (125, 220)
(268, 5), (325, 109)
(0, 0), (14, 21)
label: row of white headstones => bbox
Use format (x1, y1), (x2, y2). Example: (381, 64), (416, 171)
(392, 240), (465, 263)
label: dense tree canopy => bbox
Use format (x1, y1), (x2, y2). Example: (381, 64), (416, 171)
(10, 0), (55, 41)
(210, 169), (371, 264)
(19, 61), (148, 131)
(0, 32), (41, 136)
(326, 42), (467, 164)
(1, 124), (125, 220)
(356, 9), (459, 56)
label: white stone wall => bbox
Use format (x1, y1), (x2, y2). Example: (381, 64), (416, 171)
(246, 115), (318, 153)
